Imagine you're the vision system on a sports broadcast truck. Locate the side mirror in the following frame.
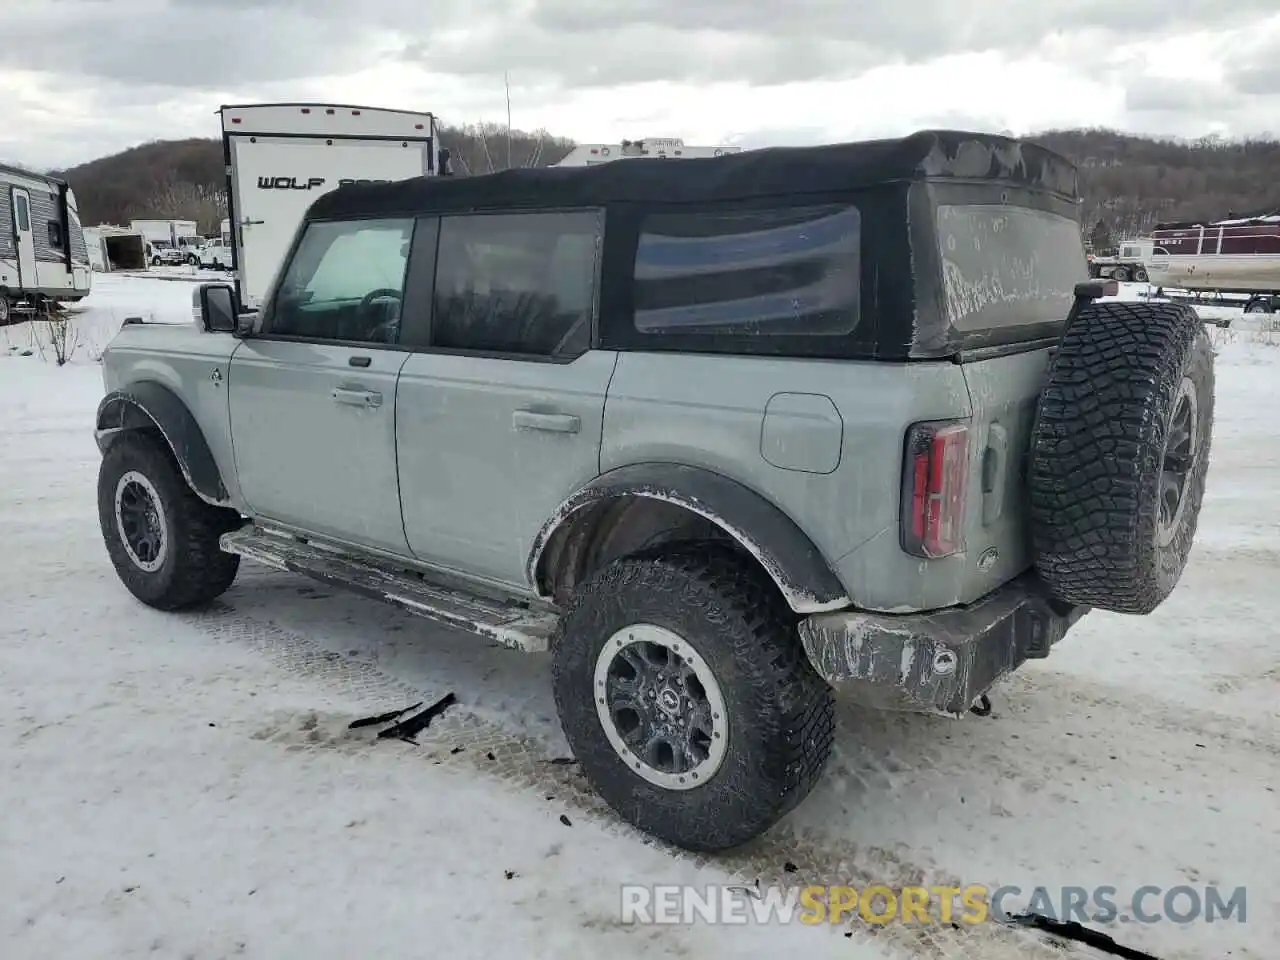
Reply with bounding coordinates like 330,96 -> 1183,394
438,146 -> 452,176
196,283 -> 238,333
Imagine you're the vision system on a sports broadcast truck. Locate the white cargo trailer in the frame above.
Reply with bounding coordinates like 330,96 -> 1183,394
220,102 -> 448,309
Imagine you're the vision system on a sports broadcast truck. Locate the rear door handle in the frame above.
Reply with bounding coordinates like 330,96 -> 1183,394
512,410 -> 580,434
333,387 -> 382,408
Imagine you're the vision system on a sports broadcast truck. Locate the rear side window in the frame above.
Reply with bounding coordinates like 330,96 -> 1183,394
431,210 -> 601,357
936,204 -> 1084,332
632,204 -> 861,336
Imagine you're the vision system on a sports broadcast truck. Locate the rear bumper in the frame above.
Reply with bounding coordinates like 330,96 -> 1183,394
798,574 -> 1088,717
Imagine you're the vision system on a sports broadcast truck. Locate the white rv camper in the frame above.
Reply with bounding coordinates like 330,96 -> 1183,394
0,163 -> 92,324
220,102 -> 449,309
554,137 -> 742,167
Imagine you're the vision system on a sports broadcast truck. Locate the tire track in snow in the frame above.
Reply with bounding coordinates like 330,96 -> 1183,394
184,602 -> 1081,960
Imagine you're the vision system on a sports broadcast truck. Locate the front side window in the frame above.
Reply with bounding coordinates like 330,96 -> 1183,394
431,210 -> 601,357
632,204 -> 862,336
268,218 -> 414,344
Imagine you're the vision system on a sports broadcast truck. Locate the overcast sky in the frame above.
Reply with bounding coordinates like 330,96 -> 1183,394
3,0 -> 1280,170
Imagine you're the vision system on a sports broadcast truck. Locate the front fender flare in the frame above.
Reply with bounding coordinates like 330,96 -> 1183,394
95,383 -> 229,506
528,462 -> 851,615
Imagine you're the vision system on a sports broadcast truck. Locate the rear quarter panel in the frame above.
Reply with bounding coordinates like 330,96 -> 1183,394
602,351 -> 1009,611
102,324 -> 244,507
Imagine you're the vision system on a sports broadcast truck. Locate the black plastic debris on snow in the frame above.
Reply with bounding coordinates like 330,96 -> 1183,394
1007,912 -> 1165,960
349,701 -> 423,730
348,693 -> 458,744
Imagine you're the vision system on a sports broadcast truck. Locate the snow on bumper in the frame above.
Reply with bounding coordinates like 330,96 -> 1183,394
798,574 -> 1089,717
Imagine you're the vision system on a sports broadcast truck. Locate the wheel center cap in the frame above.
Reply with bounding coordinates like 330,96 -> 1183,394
657,687 -> 681,714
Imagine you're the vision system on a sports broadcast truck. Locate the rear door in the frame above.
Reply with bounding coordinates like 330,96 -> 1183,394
227,136 -> 433,309
10,187 -> 36,287
394,209 -> 614,589
227,215 -> 416,555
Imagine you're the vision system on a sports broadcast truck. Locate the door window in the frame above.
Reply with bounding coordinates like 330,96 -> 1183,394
14,195 -> 30,232
267,217 -> 414,344
427,210 -> 601,358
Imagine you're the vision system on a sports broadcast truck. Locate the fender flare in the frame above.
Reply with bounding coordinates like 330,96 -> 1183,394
528,462 -> 851,615
95,382 -> 230,506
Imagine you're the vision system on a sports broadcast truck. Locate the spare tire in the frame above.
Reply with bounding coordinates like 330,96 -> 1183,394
1029,300 -> 1214,614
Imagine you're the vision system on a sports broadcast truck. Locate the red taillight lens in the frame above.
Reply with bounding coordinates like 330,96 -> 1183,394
901,420 -> 970,559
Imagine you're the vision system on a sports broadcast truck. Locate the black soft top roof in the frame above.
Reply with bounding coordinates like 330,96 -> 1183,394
308,129 -> 1080,221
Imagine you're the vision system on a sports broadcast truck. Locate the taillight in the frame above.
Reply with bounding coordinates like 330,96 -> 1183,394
901,420 -> 970,559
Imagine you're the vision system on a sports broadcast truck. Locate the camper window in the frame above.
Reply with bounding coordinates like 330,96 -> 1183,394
14,196 -> 30,232
48,221 -> 63,250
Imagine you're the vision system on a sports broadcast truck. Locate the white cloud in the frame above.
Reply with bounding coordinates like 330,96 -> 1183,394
2,1 -> 1280,170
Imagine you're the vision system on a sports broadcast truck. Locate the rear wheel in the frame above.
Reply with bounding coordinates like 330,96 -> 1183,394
1133,267 -> 1149,283
1030,300 -> 1214,614
552,544 -> 835,852
98,432 -> 243,610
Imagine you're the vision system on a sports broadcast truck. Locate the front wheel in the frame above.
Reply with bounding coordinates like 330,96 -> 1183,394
98,432 -> 242,610
552,545 -> 835,852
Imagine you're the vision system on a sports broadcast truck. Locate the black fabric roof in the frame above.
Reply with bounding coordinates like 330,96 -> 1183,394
308,129 -> 1080,221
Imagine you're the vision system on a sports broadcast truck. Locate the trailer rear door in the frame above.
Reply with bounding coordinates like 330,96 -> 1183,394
221,104 -> 437,310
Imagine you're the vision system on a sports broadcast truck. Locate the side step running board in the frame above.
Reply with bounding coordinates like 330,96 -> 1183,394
220,526 -> 559,652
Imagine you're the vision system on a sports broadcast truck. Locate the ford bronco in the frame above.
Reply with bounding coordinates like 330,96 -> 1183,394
94,131 -> 1214,853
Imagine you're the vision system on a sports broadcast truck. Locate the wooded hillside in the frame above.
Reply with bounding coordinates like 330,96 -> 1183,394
23,125 -> 1280,249
1029,129 -> 1280,251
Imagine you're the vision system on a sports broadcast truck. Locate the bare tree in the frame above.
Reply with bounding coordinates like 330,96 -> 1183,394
32,301 -> 80,367
137,181 -> 227,234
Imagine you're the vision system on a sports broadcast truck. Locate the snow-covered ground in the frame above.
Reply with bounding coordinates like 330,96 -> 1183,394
2,275 -> 1276,960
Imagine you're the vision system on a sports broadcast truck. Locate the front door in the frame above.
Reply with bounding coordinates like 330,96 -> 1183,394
396,209 -> 613,588
10,188 -> 37,287
227,215 -> 417,556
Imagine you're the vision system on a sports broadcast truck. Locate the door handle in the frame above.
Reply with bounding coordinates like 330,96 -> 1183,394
333,387 -> 382,408
512,410 -> 580,434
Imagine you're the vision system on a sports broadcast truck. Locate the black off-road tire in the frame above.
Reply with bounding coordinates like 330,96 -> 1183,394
551,543 -> 835,853
98,432 -> 243,610
1030,300 -> 1214,614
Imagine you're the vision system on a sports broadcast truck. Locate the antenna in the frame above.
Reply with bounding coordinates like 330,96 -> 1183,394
504,72 -> 513,171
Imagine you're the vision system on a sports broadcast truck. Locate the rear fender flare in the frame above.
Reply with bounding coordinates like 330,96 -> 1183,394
95,383 -> 229,506
528,462 -> 851,615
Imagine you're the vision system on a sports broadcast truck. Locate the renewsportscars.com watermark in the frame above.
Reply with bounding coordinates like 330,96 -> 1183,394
620,883 -> 1247,926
